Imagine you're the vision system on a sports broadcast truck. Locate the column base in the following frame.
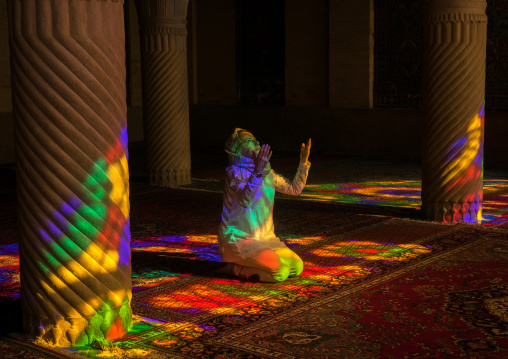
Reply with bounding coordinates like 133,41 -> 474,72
23,300 -> 132,347
422,200 -> 482,224
149,168 -> 191,187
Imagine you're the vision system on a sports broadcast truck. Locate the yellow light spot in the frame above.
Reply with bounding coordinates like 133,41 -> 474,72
108,155 -> 130,218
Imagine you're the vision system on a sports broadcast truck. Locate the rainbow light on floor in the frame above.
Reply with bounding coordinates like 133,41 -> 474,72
131,235 -> 221,262
1,233 -> 434,358
0,244 -> 20,300
93,233 -> 432,358
132,235 -> 432,317
300,180 -> 508,225
302,181 -> 422,208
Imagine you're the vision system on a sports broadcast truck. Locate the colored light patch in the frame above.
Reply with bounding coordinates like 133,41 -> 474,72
309,240 -> 432,262
300,180 -> 508,225
0,244 -> 20,299
132,237 -> 436,321
441,108 -> 484,222
20,128 -> 134,347
354,248 -> 389,254
132,271 -> 188,292
302,181 -> 422,209
481,179 -> 508,223
297,264 -> 374,287
108,154 -> 130,219
131,235 -> 223,262
105,317 -> 127,340
140,284 -> 245,315
3,230 -> 443,355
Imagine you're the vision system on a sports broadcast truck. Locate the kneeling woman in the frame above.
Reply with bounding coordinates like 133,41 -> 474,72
217,128 -> 311,282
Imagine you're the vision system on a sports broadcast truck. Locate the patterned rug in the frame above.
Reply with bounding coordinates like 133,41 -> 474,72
0,183 -> 506,358
4,220 -> 506,358
211,226 -> 508,358
1,152 -> 507,358
181,177 -> 508,226
180,146 -> 508,227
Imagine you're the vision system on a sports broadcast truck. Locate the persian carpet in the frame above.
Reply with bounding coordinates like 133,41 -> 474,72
180,150 -> 508,227
112,222 -> 508,359
209,226 -> 508,359
0,178 -> 507,358
3,186 -> 504,358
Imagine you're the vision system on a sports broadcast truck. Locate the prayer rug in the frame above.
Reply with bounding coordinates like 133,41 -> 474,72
179,149 -> 508,226
1,183 -> 507,358
180,178 -> 508,226
300,179 -> 508,226
31,219 -> 502,359
210,226 -> 508,359
0,337 -> 74,358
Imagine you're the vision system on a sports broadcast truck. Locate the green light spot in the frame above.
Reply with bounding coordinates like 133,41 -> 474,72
61,237 -> 84,257
50,242 -> 72,262
94,187 -> 105,200
91,159 -> 109,184
70,222 -> 99,239
44,251 -> 61,269
81,205 -> 106,220
37,261 -> 51,274
75,219 -> 99,237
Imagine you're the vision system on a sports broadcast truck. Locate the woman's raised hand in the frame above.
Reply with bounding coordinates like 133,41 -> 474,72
300,138 -> 311,165
254,144 -> 272,175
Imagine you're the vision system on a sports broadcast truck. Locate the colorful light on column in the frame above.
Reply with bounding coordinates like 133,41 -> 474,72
22,129 -> 132,346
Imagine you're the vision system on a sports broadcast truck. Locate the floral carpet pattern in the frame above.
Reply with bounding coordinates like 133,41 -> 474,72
217,228 -> 507,359
0,153 -> 507,358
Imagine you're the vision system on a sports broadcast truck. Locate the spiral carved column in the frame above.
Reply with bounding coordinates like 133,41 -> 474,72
421,0 -> 487,224
7,0 -> 132,346
135,0 -> 191,187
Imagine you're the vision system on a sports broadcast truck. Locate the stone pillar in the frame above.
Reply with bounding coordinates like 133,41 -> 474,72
7,0 -> 132,346
135,0 -> 191,187
422,0 -> 487,223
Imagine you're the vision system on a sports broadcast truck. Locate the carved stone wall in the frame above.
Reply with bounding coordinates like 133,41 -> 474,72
421,0 -> 487,223
135,0 -> 191,187
7,0 -> 132,346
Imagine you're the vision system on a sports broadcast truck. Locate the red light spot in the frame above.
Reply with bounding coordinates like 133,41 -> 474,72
354,248 -> 387,254
105,139 -> 125,165
105,317 -> 126,340
98,205 -> 126,250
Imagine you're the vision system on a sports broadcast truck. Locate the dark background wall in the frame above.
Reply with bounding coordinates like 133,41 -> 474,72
0,0 -> 506,168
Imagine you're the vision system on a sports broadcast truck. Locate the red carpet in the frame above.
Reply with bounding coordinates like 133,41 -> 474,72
0,165 -> 506,358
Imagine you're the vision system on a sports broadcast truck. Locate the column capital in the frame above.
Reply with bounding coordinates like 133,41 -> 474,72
135,0 -> 189,35
425,0 -> 487,23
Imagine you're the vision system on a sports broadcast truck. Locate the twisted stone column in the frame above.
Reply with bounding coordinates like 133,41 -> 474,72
7,0 -> 132,346
421,0 -> 487,223
135,0 -> 191,187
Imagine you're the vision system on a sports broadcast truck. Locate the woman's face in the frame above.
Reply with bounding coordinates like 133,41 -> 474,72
239,132 -> 260,159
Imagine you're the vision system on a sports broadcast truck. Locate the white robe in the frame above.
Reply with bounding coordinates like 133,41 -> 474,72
218,161 -> 310,261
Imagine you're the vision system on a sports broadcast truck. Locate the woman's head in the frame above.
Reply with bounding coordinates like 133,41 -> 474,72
225,128 -> 261,164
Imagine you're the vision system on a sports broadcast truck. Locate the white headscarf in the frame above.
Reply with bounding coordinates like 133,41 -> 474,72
224,128 -> 271,176
224,128 -> 255,169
